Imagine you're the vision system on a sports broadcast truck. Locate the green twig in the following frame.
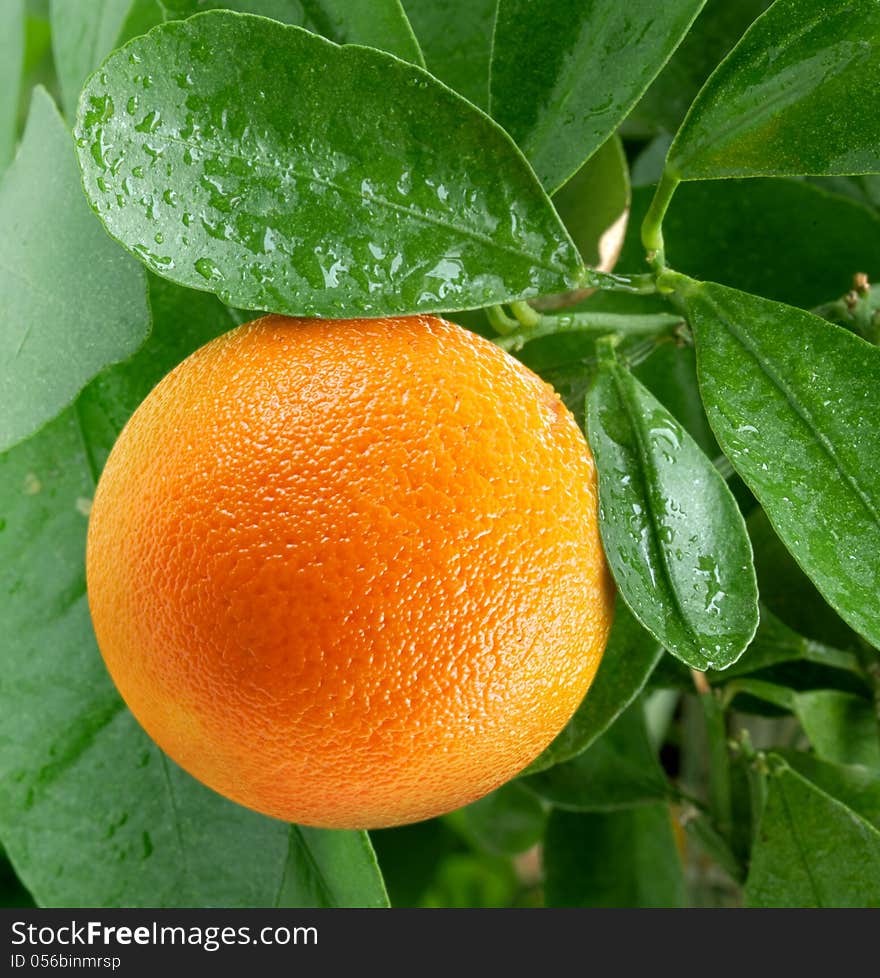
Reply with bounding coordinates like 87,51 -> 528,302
493,311 -> 683,352
641,168 -> 680,273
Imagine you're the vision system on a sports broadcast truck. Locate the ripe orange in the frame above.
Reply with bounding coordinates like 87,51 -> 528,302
86,314 -> 614,829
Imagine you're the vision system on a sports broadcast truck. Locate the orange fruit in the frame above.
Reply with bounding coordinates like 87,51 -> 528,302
86,314 -> 614,829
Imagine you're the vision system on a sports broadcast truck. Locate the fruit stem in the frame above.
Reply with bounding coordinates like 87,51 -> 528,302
493,311 -> 684,353
641,168 -> 680,273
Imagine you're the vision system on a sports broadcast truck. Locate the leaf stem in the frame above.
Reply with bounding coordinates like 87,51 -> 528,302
493,311 -> 683,352
641,168 -> 680,273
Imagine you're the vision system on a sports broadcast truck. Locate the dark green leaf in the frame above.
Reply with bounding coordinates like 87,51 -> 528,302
626,0 -> 772,136
551,135 -> 630,270
669,0 -> 880,180
456,783 -> 546,856
370,819 -> 463,908
778,751 -> 880,831
745,758 -> 880,907
490,0 -> 707,193
0,275 -> 386,908
0,87 -> 150,453
684,280 -> 880,649
402,0 -> 494,108
523,703 -> 670,811
587,355 -> 758,670
631,180 -> 880,309
544,804 -> 685,907
526,603 -> 663,774
162,0 -> 424,64
1,0 -> 24,170
75,12 -> 581,316
51,0 -> 136,119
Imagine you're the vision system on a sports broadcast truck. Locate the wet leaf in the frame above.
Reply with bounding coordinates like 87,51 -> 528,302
544,804 -> 685,907
0,0 -> 24,171
745,757 -> 880,907
586,355 -> 758,670
490,0 -> 707,193
669,0 -> 880,179
75,11 -> 581,316
0,276 -> 387,908
685,281 -> 880,649
0,87 -> 150,453
526,603 -> 663,775
162,0 -> 424,64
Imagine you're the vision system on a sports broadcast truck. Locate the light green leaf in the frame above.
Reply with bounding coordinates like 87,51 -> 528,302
490,0 -> 708,193
0,87 -> 149,453
0,0 -> 25,171
523,703 -> 670,811
526,603 -> 663,775
586,353 -> 758,670
402,0 -> 495,108
684,280 -> 880,649
544,804 -> 685,907
779,751 -> 880,831
51,0 -> 136,119
551,135 -> 630,271
0,275 -> 386,908
162,0 -> 424,64
669,0 -> 880,179
75,11 -> 581,316
745,758 -> 880,907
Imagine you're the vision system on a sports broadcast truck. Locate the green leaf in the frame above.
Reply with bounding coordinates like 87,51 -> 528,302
0,0 -> 24,170
162,0 -> 424,64
626,0 -> 772,136
455,783 -> 547,856
0,87 -> 150,453
745,758 -> 880,907
669,0 -> 880,180
526,603 -> 663,775
684,280 -> 880,649
75,11 -> 580,316
403,0 -> 494,109
370,819 -> 463,908
630,179 -> 880,309
0,275 -> 387,908
490,0 -> 708,193
544,804 -> 685,907
276,826 -> 388,908
779,751 -> 880,831
726,681 -> 880,768
522,702 -> 671,811
586,354 -> 758,670
551,135 -> 630,272
51,0 -> 136,119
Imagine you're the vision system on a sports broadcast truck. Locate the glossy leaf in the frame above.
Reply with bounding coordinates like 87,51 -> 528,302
544,805 -> 685,907
669,0 -> 880,180
523,703 -> 671,811
0,275 -> 387,908
629,179 -> 880,309
627,0 -> 772,136
162,0 -> 424,64
745,758 -> 880,907
0,0 -> 24,170
457,783 -> 547,856
526,603 -> 663,775
0,87 -> 150,453
402,0 -> 494,108
685,280 -> 880,648
490,0 -> 707,193
75,12 -> 581,316
551,135 -> 630,272
587,355 -> 758,670
51,0 -> 135,119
